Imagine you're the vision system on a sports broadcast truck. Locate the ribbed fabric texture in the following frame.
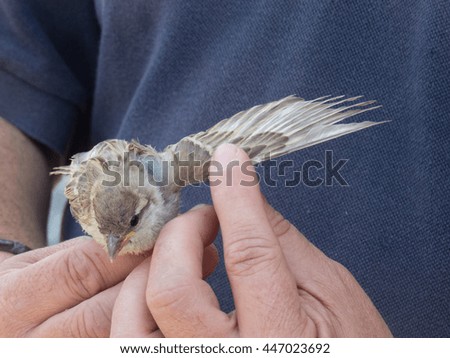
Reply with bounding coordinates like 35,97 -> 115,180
1,0 -> 449,337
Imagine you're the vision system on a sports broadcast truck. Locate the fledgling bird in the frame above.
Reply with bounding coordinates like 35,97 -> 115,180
52,95 -> 383,260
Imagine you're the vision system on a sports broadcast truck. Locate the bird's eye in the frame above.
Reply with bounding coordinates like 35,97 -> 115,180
130,215 -> 139,227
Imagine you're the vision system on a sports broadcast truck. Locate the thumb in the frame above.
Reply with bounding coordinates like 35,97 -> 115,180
210,144 -> 305,336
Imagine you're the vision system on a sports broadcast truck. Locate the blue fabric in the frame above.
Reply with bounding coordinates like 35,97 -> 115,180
1,0 -> 449,337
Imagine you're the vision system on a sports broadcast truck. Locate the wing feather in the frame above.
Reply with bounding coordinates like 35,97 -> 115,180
168,96 -> 384,185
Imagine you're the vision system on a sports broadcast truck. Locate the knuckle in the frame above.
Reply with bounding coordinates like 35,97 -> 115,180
329,260 -> 356,287
310,259 -> 359,308
71,311 -> 89,337
147,279 -> 193,315
62,248 -> 107,300
225,229 -> 279,277
264,203 -> 292,237
71,305 -> 110,337
271,215 -> 292,238
159,216 -> 191,239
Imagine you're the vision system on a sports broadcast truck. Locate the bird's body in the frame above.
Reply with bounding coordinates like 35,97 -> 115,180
53,95 -> 383,259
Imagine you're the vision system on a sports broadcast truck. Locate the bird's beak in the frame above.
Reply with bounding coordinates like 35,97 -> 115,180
107,235 -> 122,261
107,231 -> 136,262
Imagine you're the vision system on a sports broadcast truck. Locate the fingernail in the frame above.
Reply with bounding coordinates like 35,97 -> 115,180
213,143 -> 241,164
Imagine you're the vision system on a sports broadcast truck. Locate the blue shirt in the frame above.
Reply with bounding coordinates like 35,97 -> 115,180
1,0 -> 449,337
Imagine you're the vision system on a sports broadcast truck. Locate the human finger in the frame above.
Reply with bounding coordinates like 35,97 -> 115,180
111,257 -> 159,337
211,144 -> 305,336
1,238 -> 144,324
147,205 -> 235,337
29,283 -> 122,337
0,237 -> 96,271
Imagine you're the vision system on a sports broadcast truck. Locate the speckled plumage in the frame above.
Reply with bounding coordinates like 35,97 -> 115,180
52,96 -> 383,258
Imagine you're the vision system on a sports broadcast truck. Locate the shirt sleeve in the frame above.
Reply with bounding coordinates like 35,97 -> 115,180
0,0 -> 99,155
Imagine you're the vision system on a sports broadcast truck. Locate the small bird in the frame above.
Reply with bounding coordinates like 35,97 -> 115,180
52,95 -> 383,260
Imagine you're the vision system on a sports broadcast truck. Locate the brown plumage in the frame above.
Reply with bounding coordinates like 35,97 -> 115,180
52,95 -> 384,259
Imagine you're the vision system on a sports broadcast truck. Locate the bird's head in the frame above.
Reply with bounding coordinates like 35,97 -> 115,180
91,182 -> 179,260
92,185 -> 150,259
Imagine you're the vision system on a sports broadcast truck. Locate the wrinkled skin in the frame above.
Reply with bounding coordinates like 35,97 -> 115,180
111,144 -> 392,338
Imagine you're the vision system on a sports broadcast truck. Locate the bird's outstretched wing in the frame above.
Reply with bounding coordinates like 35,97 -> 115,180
167,95 -> 384,186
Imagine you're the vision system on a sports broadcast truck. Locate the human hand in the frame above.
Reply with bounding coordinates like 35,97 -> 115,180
110,206 -> 220,337
0,237 -> 144,337
111,144 -> 392,337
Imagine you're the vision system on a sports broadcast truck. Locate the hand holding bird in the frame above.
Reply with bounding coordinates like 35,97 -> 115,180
52,95 -> 383,259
